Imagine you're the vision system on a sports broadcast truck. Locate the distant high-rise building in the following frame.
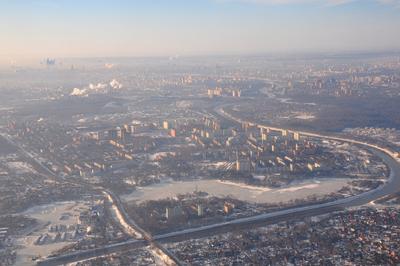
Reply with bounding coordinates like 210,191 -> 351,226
261,133 -> 268,141
236,159 -> 251,172
163,121 -> 169,130
108,129 -> 119,140
293,132 -> 300,141
123,124 -> 131,133
170,129 -> 177,137
166,206 -> 182,220
89,132 -> 100,140
232,90 -> 241,97
197,204 -> 204,217
224,202 -> 235,214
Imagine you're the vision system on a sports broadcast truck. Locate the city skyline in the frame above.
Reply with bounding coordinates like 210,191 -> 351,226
1,2 -> 400,264
1,0 -> 400,63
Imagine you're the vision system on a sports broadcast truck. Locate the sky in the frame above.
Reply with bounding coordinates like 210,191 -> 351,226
0,0 -> 400,61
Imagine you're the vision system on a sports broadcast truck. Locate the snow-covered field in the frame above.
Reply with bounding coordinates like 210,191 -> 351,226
6,161 -> 36,174
14,201 -> 90,266
295,114 -> 316,120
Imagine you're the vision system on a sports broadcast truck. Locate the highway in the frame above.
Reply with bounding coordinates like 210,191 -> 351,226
0,133 -> 179,266
36,239 -> 148,266
102,190 -> 181,266
0,133 -> 60,180
36,107 -> 400,265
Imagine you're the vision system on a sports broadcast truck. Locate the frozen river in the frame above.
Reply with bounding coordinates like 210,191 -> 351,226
122,178 -> 351,204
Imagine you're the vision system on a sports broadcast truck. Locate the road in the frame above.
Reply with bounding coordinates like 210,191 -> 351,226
36,107 -> 400,265
102,190 -> 181,266
0,133 -> 59,179
0,133 -> 179,266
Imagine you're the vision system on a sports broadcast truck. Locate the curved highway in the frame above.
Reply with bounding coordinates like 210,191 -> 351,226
37,106 -> 400,266
215,106 -> 400,206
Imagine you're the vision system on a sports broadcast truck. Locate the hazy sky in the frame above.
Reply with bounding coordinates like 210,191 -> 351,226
1,0 -> 400,60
